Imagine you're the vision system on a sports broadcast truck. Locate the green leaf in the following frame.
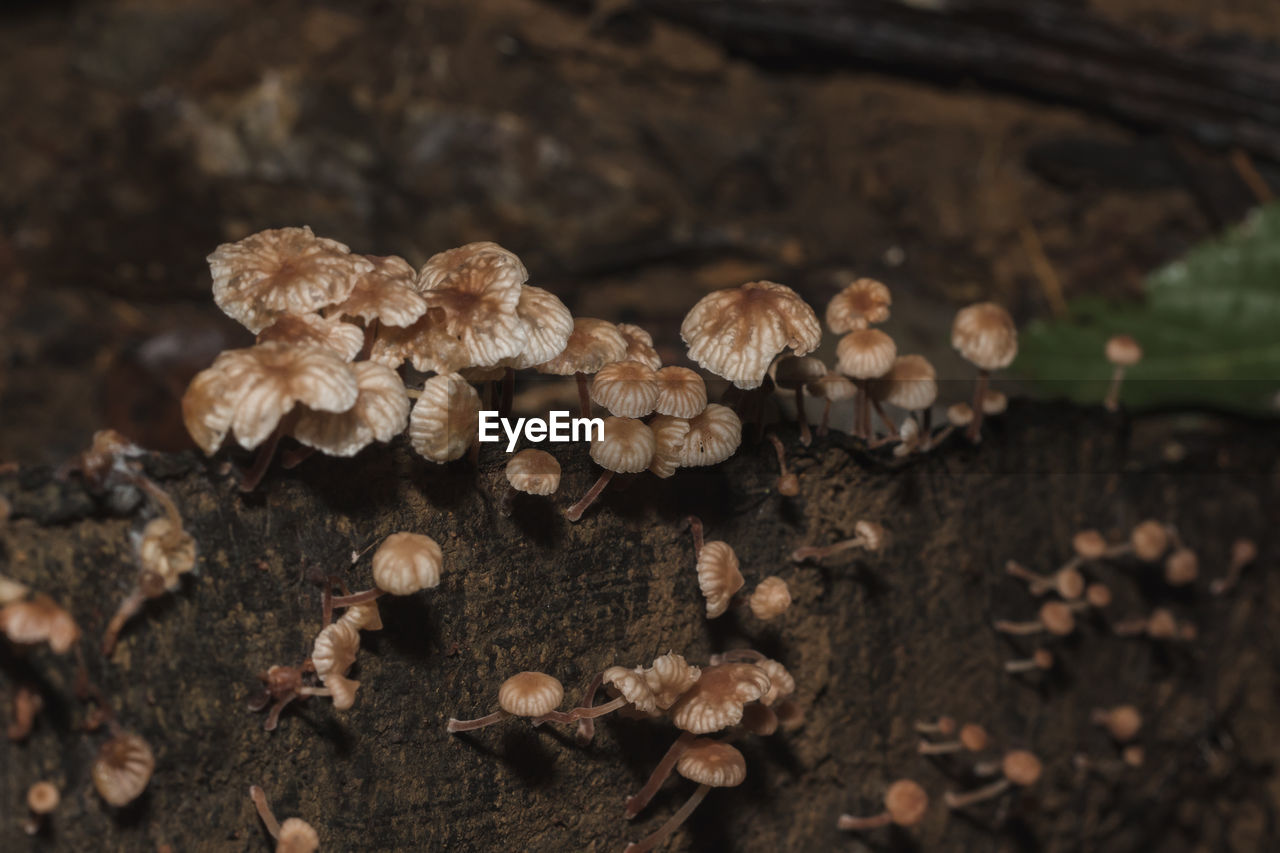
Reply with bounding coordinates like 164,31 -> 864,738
1017,203 -> 1280,412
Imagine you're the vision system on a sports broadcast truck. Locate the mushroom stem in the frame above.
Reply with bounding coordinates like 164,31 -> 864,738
852,380 -> 870,440
992,619 -> 1045,636
944,778 -> 1011,809
914,716 -> 955,736
792,387 -> 812,446
130,476 -> 183,529
836,811 -> 893,831
249,785 -> 281,839
574,671 -> 606,745
917,739 -> 965,755
501,367 -> 515,419
790,536 -> 869,562
967,369 -> 989,443
446,710 -> 511,733
263,695 -> 299,731
280,446 -> 317,470
101,588 -> 148,656
767,434 -> 799,496
625,732 -> 696,819
1104,365 -> 1126,412
575,372 -> 591,419
552,695 -> 628,723
564,469 -> 616,522
330,588 -> 385,608
687,516 -> 705,557
871,398 -> 897,436
818,399 -> 833,438
624,784 -> 710,853
240,425 -> 286,492
1005,649 -> 1053,673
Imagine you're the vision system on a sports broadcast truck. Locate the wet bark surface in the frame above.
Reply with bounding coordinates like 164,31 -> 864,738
2,402 -> 1277,851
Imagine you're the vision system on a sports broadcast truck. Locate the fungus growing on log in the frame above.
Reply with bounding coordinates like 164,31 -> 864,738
536,317 -> 629,417
1104,334 -> 1142,411
92,732 -> 155,807
837,778 -> 929,831
565,417 -> 656,521
447,671 -> 566,733
945,750 -> 1042,809
624,740 -> 747,853
951,302 -> 1018,442
827,278 -> 892,333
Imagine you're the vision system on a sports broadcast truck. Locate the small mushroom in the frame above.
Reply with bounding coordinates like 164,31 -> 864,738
994,601 -> 1076,637
24,781 -> 59,835
1211,538 -> 1259,595
447,671 -> 565,732
791,520 -> 886,563
647,415 -> 691,480
1005,559 -> 1084,599
291,361 -> 410,458
408,373 -> 482,463
250,785 -> 320,853
590,360 -> 660,418
1085,582 -> 1113,609
565,418 -> 656,522
1104,334 -> 1142,411
1113,607 -> 1195,641
0,595 -> 81,654
836,328 -> 897,440
827,278 -> 892,333
415,242 -> 529,368
1128,519 -> 1172,562
686,517 -> 745,618
805,371 -> 857,438
868,354 -> 937,438
951,302 -> 1018,442
774,356 -> 827,445
668,663 -> 771,735
918,722 -> 990,755
0,573 -> 29,606
678,404 -> 742,467
652,367 -> 707,419
624,740 -> 747,853
617,323 -> 663,370
536,317 -> 629,417
256,313 -> 365,360
1091,704 -> 1142,742
914,716 -> 957,737
766,433 -> 799,496
504,449 -> 561,510
103,517 -> 197,655
92,732 -> 155,807
332,254 -> 429,331
1004,648 -> 1054,675
749,577 -> 792,621
1163,548 -> 1199,586
944,750 -> 1041,809
333,532 -> 443,610
837,779 -> 929,831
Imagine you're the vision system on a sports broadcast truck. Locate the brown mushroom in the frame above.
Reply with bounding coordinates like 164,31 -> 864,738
447,671 -> 565,732
92,732 -> 155,807
1004,559 -> 1085,599
565,417 -> 656,522
1091,705 -> 1142,742
868,354 -> 937,438
837,779 -> 929,831
250,785 -> 320,853
766,433 -> 799,496
994,601 -> 1076,637
536,317 -> 629,418
678,404 -> 742,467
504,449 -> 561,511
624,740 -> 747,853
332,532 -> 444,609
414,242 -> 529,368
827,278 -> 892,333
836,328 -> 897,440
652,367 -> 708,419
687,517 -> 744,618
774,356 -> 827,445
647,415 -> 690,480
951,302 -> 1018,442
668,663 -> 771,734
918,722 -> 990,755
23,780 -> 59,835
790,520 -> 886,563
617,323 -> 663,370
749,577 -> 792,621
0,595 -> 80,654
291,361 -> 410,458
1004,648 -> 1054,675
805,371 -> 857,438
590,360 -> 660,418
944,750 -> 1041,809
1104,334 -> 1142,411
407,373 -> 481,463
256,313 -> 365,360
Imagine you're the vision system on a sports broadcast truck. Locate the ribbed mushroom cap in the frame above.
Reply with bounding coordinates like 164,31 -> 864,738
208,226 -> 373,334
292,361 -> 409,457
92,733 -> 155,807
182,342 -> 360,454
408,373 -> 481,463
676,740 -> 747,787
1002,750 -> 1043,786
371,532 -> 443,595
679,404 -> 742,467
338,600 -> 383,632
1164,548 -> 1199,585
669,663 -> 771,733
138,518 -> 196,591
1130,520 -> 1169,561
648,415 -> 691,479
855,520 -> 888,551
885,779 -> 929,826
498,671 -> 564,717
681,281 -> 821,390
951,302 -> 1018,371
334,254 -> 428,327
827,278 -> 892,333
1105,334 -> 1143,367
749,577 -> 792,621
981,389 -> 1008,415
256,313 -> 365,361
368,308 -> 471,375
773,355 -> 827,390
590,417 -> 656,473
873,354 -> 938,410
277,818 -> 321,853
643,653 -> 702,709
0,595 -> 81,654
836,329 -> 897,380
418,241 -> 527,290
696,541 -> 745,618
603,666 -> 658,714
653,367 -> 708,418
946,402 -> 974,427
535,317 -> 628,375
311,621 -> 359,679
806,371 -> 857,401
757,658 -> 796,706
27,781 -> 59,815
590,361 -> 660,418
617,323 -> 663,370
1073,529 -> 1107,559
325,673 -> 360,711
414,243 -> 528,367
502,286 -> 574,369
505,449 -> 561,496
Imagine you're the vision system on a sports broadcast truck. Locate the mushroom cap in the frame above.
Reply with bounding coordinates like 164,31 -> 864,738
589,417 -> 656,473
806,371 -> 858,401
368,308 -> 472,375
617,323 -> 663,370
740,702 -> 780,736
27,781 -> 60,815
681,281 -> 821,390
590,361 -> 660,418
668,663 -> 771,733
603,666 -> 658,713
408,373 -> 481,463
981,389 -> 1008,415
648,415 -> 691,479
873,354 -> 938,411
827,278 -> 892,333
1232,538 -> 1259,567
679,404 -> 742,467
1073,529 -> 1108,559
418,241 -> 527,290
278,818 -> 321,853
0,595 -> 81,654
138,518 -> 197,591
1147,607 -> 1179,638
311,621 -> 360,680
958,723 -> 990,751
502,286 -> 574,369
884,779 -> 929,826
836,329 -> 898,380
773,355 -> 827,390
1105,334 -> 1143,367
498,671 -> 564,717
335,254 -> 429,327
535,317 -> 628,375
1164,548 -> 1199,586
951,302 -> 1018,371
208,226 -> 373,334
1085,583 -> 1112,608
1095,704 -> 1142,741
292,361 -> 410,457
642,653 -> 702,709
757,658 -> 796,706
338,600 -> 383,632
1002,750 -> 1043,786
676,740 -> 747,787
696,541 -> 745,618
653,367 -> 708,418
1055,567 -> 1086,600
855,520 -> 888,551
749,576 -> 792,621
505,449 -> 562,496
946,402 -> 975,427
256,313 -> 365,361
182,342 -> 360,454
415,243 -> 528,368
0,574 -> 29,606
1130,520 -> 1169,561
371,532 -> 443,595
1040,601 -> 1076,635
325,673 -> 360,711
92,733 -> 155,807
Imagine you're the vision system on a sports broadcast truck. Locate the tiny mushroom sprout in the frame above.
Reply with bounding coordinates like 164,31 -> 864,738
536,317 -> 629,417
827,277 -> 892,333
869,353 -> 937,438
950,301 -> 1018,442
687,517 -> 744,618
1005,559 -> 1085,599
680,280 -> 821,390
310,621 -> 361,711
103,516 -> 198,655
791,520 -> 887,563
767,433 -> 799,496
624,740 -> 747,853
945,749 -> 1042,809
256,313 -> 364,360
805,371 -> 857,437
1091,704 -> 1142,742
652,367 -> 707,418
678,404 -> 742,468
92,732 -> 155,807
291,361 -> 410,458
1113,607 -> 1196,641
24,780 -> 59,834
1005,648 -> 1054,675
0,595 -> 81,654
918,722 -> 990,755
1212,537 -> 1259,594
836,328 -> 897,440
208,226 -> 373,334
617,323 -> 663,370
447,671 -> 565,732
250,785 -> 320,853
774,355 -> 827,444
590,360 -> 660,418
414,241 -> 529,367
749,576 -> 792,620
837,778 -> 929,831
565,417 -> 656,522
408,372 -> 482,463
1163,547 -> 1199,586
647,415 -> 691,480
994,600 -> 1077,637
333,532 -> 443,607
504,449 -> 561,506
1104,334 -> 1143,411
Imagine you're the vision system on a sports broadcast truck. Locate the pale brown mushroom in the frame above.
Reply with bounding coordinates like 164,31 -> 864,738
791,520 -> 886,563
687,517 -> 745,618
291,361 -> 410,457
918,722 -> 990,755
678,404 -> 742,467
827,278 -> 892,333
566,418 -> 656,522
836,328 -> 897,440
1004,559 -> 1085,599
505,449 -> 561,498
624,740 -> 747,853
414,242 -> 528,368
749,576 -> 792,620
914,716 -> 957,737
774,355 -> 827,445
536,317 -> 629,417
647,415 -> 690,480
945,750 -> 1041,809
447,671 -> 565,732
994,601 -> 1076,637
590,360 -> 660,418
332,254 -> 429,329
250,785 -> 321,853
1163,547 -> 1199,586
805,371 -> 857,438
0,595 -> 80,654
103,516 -> 197,655
668,663 -> 771,734
92,732 -> 155,807
407,373 -> 481,463
1104,334 -> 1142,411
1005,648 -> 1054,674
617,323 -> 663,370
837,778 -> 929,831
868,354 -> 937,438
23,781 -> 59,834
1113,607 -> 1196,641
652,367 -> 707,419
951,302 -> 1018,442
1091,705 -> 1142,742
256,313 -> 365,361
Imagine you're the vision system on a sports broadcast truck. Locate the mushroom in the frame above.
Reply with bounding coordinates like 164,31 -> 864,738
103,517 -> 197,655
687,517 -> 744,618
249,663 -> 339,731
536,317 -> 629,417
668,663 -> 772,734
337,600 -> 383,633
92,732 -> 155,806
837,779 -> 928,831
647,415 -> 691,480
766,433 -> 799,496
208,226 -> 373,333
805,371 -> 857,438
256,313 -> 365,361
1004,648 -> 1054,675
1104,334 -> 1142,411
291,361 -> 410,458
332,532 -> 443,608
250,785 -> 320,853
1163,547 -> 1199,586
0,573 -> 29,606
565,417 -> 656,522
1113,607 -> 1196,641
8,685 -> 43,741
773,356 -> 826,445
914,716 -> 957,737
574,652 -> 702,745
494,285 -> 575,410
790,520 -> 886,563
652,367 -> 707,419
1073,529 -> 1109,560
504,449 -> 561,512
678,404 -> 742,467
408,373 -> 482,463
950,302 -> 1018,442
918,722 -> 990,755
24,781 -> 59,835
944,750 -> 1041,809
749,576 -> 792,621
836,328 -> 897,440
1085,583 -> 1113,609
624,740 -> 746,853
993,601 -> 1076,637
617,323 -> 663,370
1211,538 -> 1259,595
590,360 -> 660,418
0,595 -> 81,654
868,354 -> 937,438
827,278 -> 892,333
1004,559 -> 1084,599
414,242 -> 529,368
332,254 -> 428,329
1091,704 -> 1142,742
447,671 -> 565,732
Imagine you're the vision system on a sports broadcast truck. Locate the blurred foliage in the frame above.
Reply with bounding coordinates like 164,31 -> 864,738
1018,203 -> 1280,413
